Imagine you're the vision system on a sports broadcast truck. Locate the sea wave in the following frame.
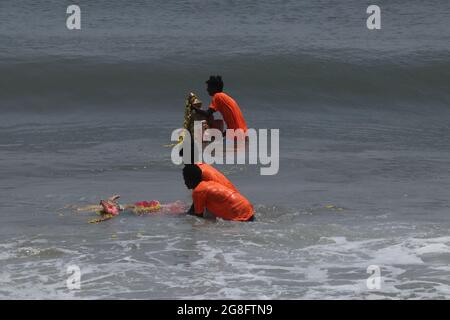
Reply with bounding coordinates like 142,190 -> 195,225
1,52 -> 449,111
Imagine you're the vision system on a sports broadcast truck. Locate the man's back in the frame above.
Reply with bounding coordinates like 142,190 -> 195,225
209,92 -> 248,132
196,163 -> 238,192
192,181 -> 254,221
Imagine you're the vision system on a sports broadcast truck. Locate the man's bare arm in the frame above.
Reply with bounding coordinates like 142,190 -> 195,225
186,203 -> 206,218
192,106 -> 215,118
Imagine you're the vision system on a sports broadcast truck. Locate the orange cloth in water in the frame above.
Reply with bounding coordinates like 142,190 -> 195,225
196,163 -> 238,192
192,181 -> 254,221
209,92 -> 248,132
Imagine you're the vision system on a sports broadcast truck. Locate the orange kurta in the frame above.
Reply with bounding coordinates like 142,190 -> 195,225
192,181 -> 254,221
209,92 -> 248,132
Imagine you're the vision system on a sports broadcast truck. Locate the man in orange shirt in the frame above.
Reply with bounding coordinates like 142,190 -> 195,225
183,164 -> 255,222
183,162 -> 238,215
191,75 -> 248,133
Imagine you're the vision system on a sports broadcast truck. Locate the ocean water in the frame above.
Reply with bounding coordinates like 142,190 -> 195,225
0,0 -> 450,299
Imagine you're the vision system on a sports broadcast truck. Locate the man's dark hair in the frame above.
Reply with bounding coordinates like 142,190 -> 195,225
206,75 -> 224,92
183,164 -> 202,187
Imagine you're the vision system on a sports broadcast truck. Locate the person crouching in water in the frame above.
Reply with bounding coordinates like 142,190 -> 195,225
183,164 -> 255,222
191,75 -> 248,134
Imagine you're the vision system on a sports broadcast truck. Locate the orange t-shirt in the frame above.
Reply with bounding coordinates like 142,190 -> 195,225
193,181 -> 254,221
209,92 -> 248,132
196,163 -> 238,192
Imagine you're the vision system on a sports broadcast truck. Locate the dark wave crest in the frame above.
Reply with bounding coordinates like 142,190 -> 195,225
1,53 -> 449,111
